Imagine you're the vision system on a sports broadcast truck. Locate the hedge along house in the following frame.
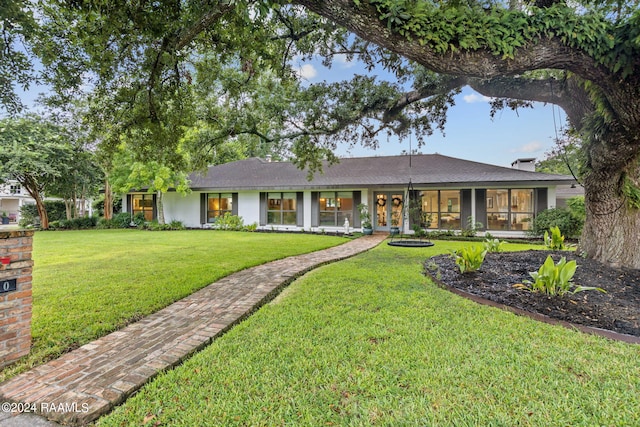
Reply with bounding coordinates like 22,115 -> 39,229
123,154 -> 576,236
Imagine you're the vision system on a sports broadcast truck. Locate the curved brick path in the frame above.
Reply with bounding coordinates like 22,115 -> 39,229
0,234 -> 386,426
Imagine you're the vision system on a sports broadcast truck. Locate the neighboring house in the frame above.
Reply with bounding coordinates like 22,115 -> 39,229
123,154 -> 576,236
0,181 -> 33,224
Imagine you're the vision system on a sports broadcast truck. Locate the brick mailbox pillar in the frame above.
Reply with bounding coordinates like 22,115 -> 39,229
0,230 -> 34,368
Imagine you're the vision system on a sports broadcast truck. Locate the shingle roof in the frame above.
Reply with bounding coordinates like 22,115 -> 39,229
188,154 -> 576,191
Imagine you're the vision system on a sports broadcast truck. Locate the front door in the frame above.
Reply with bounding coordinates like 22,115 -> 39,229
374,192 -> 403,231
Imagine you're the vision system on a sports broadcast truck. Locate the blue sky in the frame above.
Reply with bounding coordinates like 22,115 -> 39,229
294,55 -> 563,168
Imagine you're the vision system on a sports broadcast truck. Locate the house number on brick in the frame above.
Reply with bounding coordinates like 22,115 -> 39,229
0,279 -> 17,294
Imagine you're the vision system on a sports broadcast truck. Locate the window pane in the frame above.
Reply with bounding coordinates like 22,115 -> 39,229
487,189 -> 508,213
319,212 -> 335,226
267,212 -> 281,224
440,190 -> 460,213
512,214 -> 533,230
487,213 -> 508,230
283,212 -> 297,225
512,189 -> 533,213
282,193 -> 296,210
268,193 -> 281,210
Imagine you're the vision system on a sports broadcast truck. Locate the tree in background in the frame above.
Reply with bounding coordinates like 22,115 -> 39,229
0,115 -> 73,229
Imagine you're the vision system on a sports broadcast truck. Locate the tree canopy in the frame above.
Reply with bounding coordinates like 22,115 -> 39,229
2,0 -> 640,267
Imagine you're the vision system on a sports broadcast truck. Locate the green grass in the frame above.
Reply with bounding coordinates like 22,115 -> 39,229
98,241 -> 640,426
0,229 -> 345,382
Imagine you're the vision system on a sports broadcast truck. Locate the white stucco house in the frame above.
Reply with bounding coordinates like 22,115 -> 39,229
122,154 -> 576,236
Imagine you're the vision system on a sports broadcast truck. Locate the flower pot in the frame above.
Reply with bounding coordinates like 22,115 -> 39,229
390,226 -> 400,236
362,227 -> 373,235
1,217 -> 9,225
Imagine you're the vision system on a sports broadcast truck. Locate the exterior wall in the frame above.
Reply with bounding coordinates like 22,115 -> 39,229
163,192 -> 201,227
130,185 -> 559,236
0,230 -> 33,368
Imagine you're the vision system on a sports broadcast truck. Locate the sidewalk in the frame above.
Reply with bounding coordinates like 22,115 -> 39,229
0,234 -> 386,426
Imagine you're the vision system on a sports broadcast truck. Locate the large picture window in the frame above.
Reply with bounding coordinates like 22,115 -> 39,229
268,192 -> 297,225
207,193 -> 233,222
417,190 -> 461,229
486,189 -> 534,230
132,194 -> 154,221
319,191 -> 354,226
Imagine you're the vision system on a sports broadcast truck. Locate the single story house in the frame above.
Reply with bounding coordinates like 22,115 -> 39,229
123,154 -> 576,236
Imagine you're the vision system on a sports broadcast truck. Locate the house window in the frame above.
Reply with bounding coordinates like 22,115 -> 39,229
486,189 -> 534,230
417,190 -> 461,229
207,193 -> 233,222
267,192 -> 297,225
9,185 -> 21,195
132,194 -> 154,221
319,191 -> 354,226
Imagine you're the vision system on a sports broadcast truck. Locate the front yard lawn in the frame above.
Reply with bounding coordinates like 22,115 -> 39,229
98,241 -> 640,426
0,229 -> 345,382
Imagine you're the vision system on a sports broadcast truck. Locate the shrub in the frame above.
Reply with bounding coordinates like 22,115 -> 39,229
529,208 -> 582,238
483,238 -> 505,253
243,222 -> 258,232
460,216 -> 483,238
213,212 -> 244,230
544,226 -> 565,250
515,255 -> 605,296
19,201 -> 67,227
450,246 -> 487,274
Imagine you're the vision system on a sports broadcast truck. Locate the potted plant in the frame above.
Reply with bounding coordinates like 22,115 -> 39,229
1,212 -> 9,225
357,203 -> 373,235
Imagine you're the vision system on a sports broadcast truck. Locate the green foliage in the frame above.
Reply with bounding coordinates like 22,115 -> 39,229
483,238 -> 505,253
460,216 -> 483,238
369,1 -> 634,76
212,212 -> 245,231
621,174 -> 640,209
567,196 -> 586,224
530,208 -> 583,239
19,201 -> 67,227
450,246 -> 487,274
142,220 -> 186,231
544,226 -> 566,250
50,216 -> 98,230
98,212 -> 136,229
517,255 -> 605,296
357,203 -> 372,228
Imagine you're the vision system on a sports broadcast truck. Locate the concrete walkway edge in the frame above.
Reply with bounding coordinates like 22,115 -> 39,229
0,234 -> 386,426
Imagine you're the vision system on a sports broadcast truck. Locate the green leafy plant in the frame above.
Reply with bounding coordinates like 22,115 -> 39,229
460,216 -> 483,238
515,255 -> 605,296
450,246 -> 487,274
357,203 -> 372,228
213,212 -> 244,231
483,238 -> 505,253
544,226 -> 565,250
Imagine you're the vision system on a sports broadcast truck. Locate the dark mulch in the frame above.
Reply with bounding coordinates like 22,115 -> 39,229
426,250 -> 640,337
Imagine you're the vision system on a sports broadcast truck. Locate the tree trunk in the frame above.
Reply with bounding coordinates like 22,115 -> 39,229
156,190 -> 165,225
34,193 -> 49,230
104,179 -> 113,220
580,168 -> 640,268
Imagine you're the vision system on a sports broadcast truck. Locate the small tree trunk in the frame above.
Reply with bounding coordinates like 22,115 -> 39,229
579,170 -> 640,269
156,190 -> 165,225
34,193 -> 49,230
104,180 -> 113,220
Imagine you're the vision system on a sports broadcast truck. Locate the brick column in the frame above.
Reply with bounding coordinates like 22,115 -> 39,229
0,230 -> 33,368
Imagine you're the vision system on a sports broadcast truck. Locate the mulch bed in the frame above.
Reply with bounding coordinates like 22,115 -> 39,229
425,250 -> 640,339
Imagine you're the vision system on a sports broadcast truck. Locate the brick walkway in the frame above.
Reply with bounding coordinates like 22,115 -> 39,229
0,234 -> 386,426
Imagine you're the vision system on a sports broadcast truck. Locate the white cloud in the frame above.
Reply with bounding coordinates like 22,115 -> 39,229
463,93 -> 493,103
334,54 -> 355,69
295,64 -> 317,80
511,141 -> 544,153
